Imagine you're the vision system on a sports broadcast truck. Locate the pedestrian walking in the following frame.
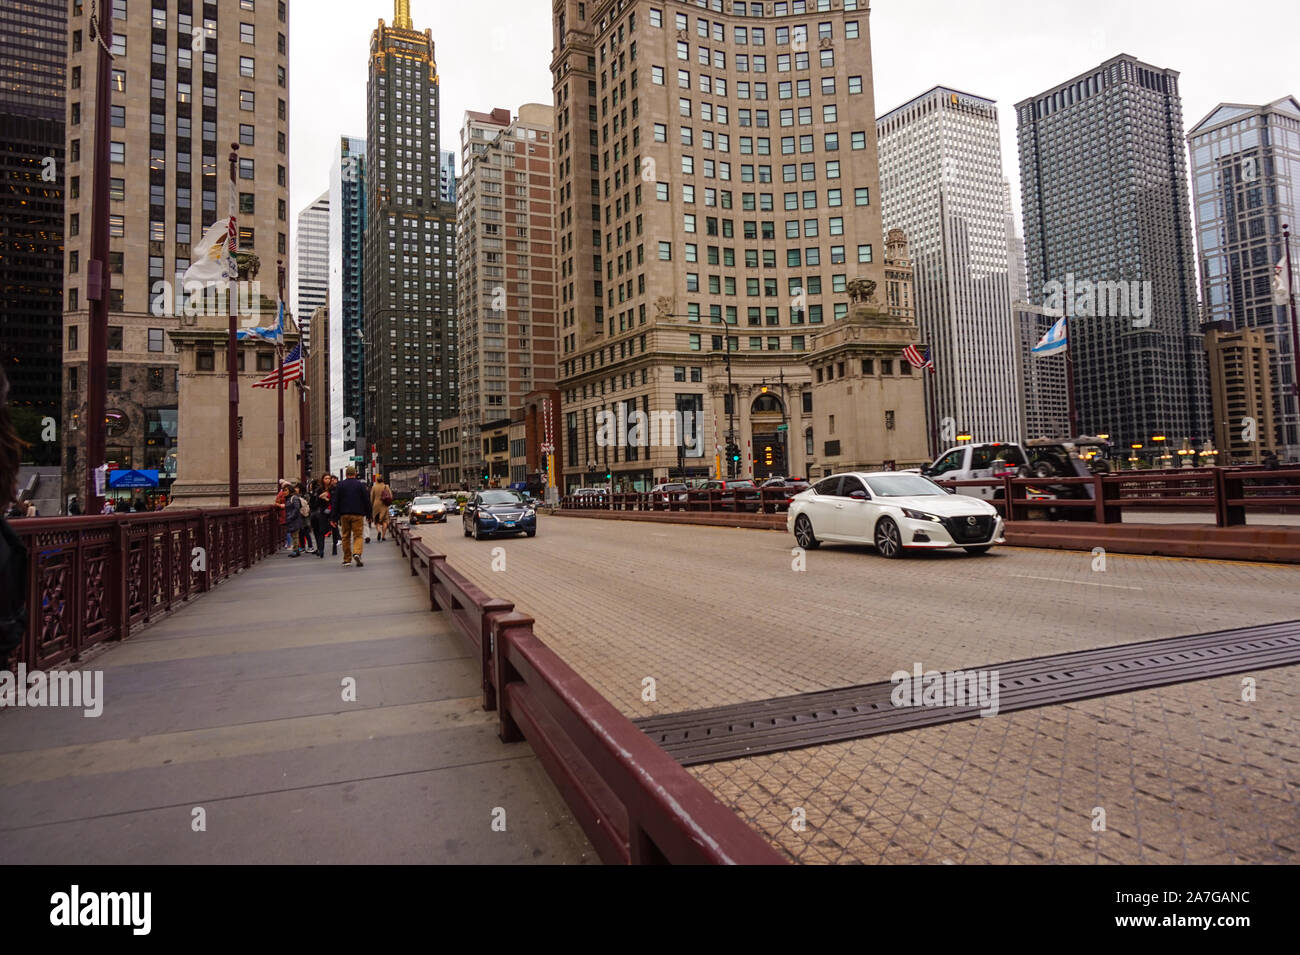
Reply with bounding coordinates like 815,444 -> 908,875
308,478 -> 330,560
285,482 -> 308,557
323,473 -> 340,555
102,499 -> 116,515
0,369 -> 28,672
329,466 -> 370,567
275,479 -> 292,549
370,474 -> 392,543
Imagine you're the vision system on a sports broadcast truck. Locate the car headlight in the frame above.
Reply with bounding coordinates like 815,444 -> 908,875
901,508 -> 942,522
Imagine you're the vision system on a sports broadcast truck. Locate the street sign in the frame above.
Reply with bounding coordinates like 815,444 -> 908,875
776,424 -> 788,432
351,455 -> 364,462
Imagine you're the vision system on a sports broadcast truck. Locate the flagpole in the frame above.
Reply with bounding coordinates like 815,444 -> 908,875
227,143 -> 240,507
276,260 -> 286,484
926,351 -> 938,460
1063,295 -> 1078,438
84,0 -> 113,516
1285,224 -> 1300,405
299,347 -> 308,488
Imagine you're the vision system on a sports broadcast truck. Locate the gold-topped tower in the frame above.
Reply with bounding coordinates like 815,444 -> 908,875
394,0 -> 412,29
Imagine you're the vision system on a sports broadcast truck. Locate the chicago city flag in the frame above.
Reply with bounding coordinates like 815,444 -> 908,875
1032,317 -> 1067,357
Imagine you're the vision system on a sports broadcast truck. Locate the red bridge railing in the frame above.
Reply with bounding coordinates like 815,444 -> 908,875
9,507 -> 279,668
392,521 -> 785,865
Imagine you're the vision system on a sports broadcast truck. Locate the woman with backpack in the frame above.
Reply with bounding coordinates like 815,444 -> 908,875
285,482 -> 308,557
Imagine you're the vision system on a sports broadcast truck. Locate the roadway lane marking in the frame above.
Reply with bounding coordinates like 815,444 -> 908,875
1009,574 -> 1143,591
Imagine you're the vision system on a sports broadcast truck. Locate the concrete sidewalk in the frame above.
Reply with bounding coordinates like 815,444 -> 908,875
0,532 -> 593,864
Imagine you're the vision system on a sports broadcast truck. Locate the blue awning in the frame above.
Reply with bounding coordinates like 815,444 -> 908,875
108,469 -> 160,488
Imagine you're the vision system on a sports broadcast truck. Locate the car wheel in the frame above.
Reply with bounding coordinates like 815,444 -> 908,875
526,529 -> 536,538
874,516 -> 904,558
473,522 -> 484,541
964,546 -> 992,556
463,521 -> 471,538
793,514 -> 820,549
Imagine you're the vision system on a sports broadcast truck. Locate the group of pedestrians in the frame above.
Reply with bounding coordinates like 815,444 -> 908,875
274,468 -> 392,568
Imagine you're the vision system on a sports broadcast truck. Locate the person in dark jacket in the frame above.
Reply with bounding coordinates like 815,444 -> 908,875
308,478 -> 330,560
0,369 -> 28,670
329,466 -> 370,567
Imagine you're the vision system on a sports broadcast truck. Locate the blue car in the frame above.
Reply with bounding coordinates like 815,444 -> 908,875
462,489 -> 537,540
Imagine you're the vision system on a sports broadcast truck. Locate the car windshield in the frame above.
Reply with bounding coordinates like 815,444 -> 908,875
864,474 -> 946,497
479,491 -> 524,505
413,497 -> 440,506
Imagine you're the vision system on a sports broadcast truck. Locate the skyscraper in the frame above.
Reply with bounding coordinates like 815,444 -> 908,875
364,2 -> 456,475
0,0 -> 66,463
455,104 -> 556,483
877,87 -> 1022,443
552,0 -> 886,489
439,149 -> 456,204
293,190 -> 328,350
328,134 -> 365,471
1017,54 -> 1209,450
60,0 -> 290,500
1187,96 -> 1300,458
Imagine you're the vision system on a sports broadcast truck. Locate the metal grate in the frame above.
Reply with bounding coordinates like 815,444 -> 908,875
635,620 -> 1300,766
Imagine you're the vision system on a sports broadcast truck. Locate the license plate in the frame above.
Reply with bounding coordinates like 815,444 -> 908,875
504,521 -> 515,527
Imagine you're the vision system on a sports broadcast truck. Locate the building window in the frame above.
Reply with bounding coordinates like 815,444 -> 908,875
197,351 -> 215,371
240,90 -> 255,111
240,56 -> 255,77
68,325 -> 79,350
107,326 -> 123,350
147,367 -> 165,391
240,22 -> 255,43
148,328 -> 165,352
107,366 -> 122,390
110,142 -> 124,163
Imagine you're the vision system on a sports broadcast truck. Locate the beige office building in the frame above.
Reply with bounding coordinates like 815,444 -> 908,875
455,104 -> 557,483
1205,323 -> 1276,464
551,0 -> 885,490
61,0 -> 290,500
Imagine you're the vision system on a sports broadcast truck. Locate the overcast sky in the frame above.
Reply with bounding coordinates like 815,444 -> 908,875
289,0 -> 1298,258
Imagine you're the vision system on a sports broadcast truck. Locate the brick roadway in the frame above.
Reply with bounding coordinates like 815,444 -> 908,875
413,512 -> 1300,863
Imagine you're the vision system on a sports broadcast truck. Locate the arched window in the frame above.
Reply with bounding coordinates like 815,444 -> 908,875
751,393 -> 784,414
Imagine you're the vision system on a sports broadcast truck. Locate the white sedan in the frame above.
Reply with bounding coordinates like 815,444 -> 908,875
787,471 -> 1004,558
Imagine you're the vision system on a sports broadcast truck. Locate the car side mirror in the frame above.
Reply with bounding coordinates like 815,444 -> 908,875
850,490 -> 868,500
920,465 -> 931,476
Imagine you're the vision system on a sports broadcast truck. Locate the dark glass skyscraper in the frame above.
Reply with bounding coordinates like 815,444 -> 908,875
1017,54 -> 1209,450
363,3 -> 457,474
1188,96 -> 1300,458
0,0 -> 66,459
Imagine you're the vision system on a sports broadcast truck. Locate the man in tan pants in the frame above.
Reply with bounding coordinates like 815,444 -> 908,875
329,467 -> 371,567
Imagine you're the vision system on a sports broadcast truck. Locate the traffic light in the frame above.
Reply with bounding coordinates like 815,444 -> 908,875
763,445 -> 774,467
605,471 -> 611,481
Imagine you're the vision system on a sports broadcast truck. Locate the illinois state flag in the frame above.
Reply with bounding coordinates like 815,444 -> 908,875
183,216 -> 238,285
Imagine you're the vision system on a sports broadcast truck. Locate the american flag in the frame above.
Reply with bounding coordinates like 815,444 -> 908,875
903,344 -> 935,373
252,344 -> 304,389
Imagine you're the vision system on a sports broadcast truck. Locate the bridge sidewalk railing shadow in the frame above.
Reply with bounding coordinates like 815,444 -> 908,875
391,521 -> 786,866
9,507 -> 280,669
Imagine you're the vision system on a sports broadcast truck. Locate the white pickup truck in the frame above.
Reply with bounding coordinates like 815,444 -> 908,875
919,439 -> 1109,502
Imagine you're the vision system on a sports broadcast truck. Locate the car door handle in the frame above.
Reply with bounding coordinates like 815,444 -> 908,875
835,503 -> 845,509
